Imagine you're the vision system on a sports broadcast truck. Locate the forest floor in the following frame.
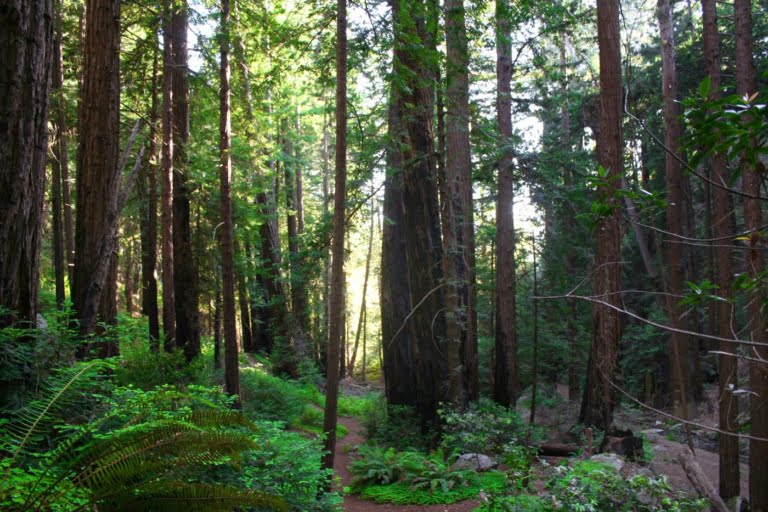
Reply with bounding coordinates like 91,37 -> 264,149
335,382 -> 748,511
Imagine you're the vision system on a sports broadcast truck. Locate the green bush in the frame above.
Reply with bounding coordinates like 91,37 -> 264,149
358,470 -> 506,506
440,398 -> 527,456
239,368 -> 312,424
473,494 -> 551,512
546,460 -> 707,512
362,403 -> 430,451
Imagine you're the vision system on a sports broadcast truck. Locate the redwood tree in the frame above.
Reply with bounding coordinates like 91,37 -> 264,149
493,0 -> 517,408
322,0 -> 347,475
579,0 -> 624,430
0,0 -> 53,327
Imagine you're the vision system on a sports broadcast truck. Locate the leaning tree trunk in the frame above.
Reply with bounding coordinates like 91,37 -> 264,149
734,0 -> 767,508
494,0 -> 518,408
579,0 -> 624,431
322,0 -> 347,477
0,0 -> 53,328
73,0 -> 121,342
702,0 -> 740,501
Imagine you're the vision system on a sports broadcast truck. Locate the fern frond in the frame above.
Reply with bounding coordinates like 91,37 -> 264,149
6,361 -> 108,465
98,481 -> 289,512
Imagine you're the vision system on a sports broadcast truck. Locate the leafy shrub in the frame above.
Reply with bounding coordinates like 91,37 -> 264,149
473,494 -> 551,512
350,445 -> 479,494
358,470 -> 506,506
440,398 -> 526,456
547,460 -> 707,511
207,420 -> 341,512
239,368 -> 312,424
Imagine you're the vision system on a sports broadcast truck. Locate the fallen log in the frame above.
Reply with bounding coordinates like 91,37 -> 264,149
536,443 -> 579,457
678,447 -> 729,512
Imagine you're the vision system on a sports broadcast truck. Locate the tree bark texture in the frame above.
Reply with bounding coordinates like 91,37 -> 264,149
0,0 -> 53,328
494,0 -> 518,408
394,0 -> 447,432
381,98 -> 417,407
658,0 -> 694,421
702,0 -> 741,500
734,0 -> 767,508
322,0 -> 346,476
161,2 -> 176,349
51,3 -> 67,309
219,0 -> 239,406
579,0 -> 624,431
73,0 -> 121,339
171,0 -> 201,361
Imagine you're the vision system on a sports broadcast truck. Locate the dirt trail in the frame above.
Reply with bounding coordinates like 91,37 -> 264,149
335,416 -> 481,512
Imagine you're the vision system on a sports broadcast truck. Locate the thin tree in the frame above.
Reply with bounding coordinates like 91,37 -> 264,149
0,0 -> 53,328
734,0 -> 767,507
140,35 -> 161,347
219,0 -> 239,407
658,0 -> 694,421
161,0 -> 176,348
702,0 -> 740,500
322,0 -> 346,476
579,0 -> 624,430
494,0 -> 518,408
51,0 -> 67,309
349,198 -> 375,377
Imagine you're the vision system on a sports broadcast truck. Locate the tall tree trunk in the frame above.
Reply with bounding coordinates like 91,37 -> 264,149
237,261 -> 253,353
293,111 -> 309,333
0,0 -> 53,328
283,119 -> 308,334
579,0 -> 624,431
322,0 -> 346,476
382,97 -> 417,407
444,0 -> 476,406
74,0 -> 121,341
123,240 -> 134,314
702,0 -> 740,500
172,0 -> 200,362
494,0 -> 517,408
51,1 -> 67,309
350,199 -> 375,377
321,97 -> 331,371
394,0 -> 447,433
734,1 -> 767,508
140,38 -> 161,347
658,0 -> 694,421
219,0 -> 239,406
161,1 -> 176,349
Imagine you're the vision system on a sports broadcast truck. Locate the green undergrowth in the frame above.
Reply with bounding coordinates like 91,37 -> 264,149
358,470 -> 506,505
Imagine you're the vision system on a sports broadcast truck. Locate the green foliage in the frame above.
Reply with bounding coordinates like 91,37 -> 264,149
206,420 -> 341,512
1,360 -> 287,512
239,368 -> 319,424
357,470 -> 506,506
440,398 -> 527,456
362,403 -> 430,451
545,460 -> 707,512
473,494 -> 552,512
350,444 -> 480,496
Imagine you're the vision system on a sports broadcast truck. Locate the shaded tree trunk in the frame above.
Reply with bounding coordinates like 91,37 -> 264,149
171,0 -> 201,362
494,0 -> 517,408
394,0 -> 447,433
140,39 -> 161,347
381,97 -> 417,407
219,0 -> 239,406
579,0 -> 624,431
161,1 -> 176,349
51,2 -> 66,309
734,0 -> 767,508
322,0 -> 346,476
350,199 -> 374,377
73,0 -> 121,342
0,0 -> 53,327
702,0 -> 740,500
658,0 -> 694,421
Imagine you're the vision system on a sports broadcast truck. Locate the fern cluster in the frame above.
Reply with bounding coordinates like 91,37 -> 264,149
1,362 -> 287,512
